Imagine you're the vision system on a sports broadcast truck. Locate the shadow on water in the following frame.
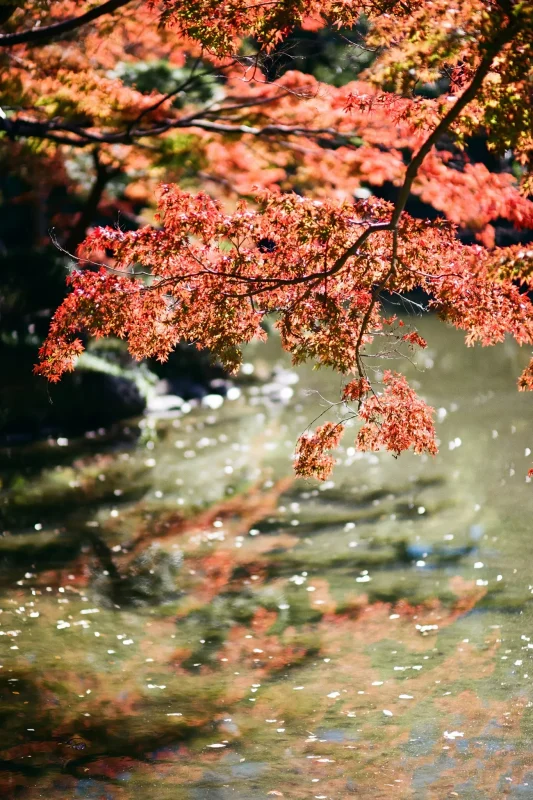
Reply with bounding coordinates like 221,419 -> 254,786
0,667 -> 228,778
2,318 -> 533,798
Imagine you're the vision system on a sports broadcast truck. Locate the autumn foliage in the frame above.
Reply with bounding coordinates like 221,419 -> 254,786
1,0 -> 532,477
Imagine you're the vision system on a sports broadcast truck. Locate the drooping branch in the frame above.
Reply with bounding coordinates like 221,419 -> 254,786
143,221 -> 391,298
199,23 -> 519,373
354,228 -> 398,378
0,0 -> 132,47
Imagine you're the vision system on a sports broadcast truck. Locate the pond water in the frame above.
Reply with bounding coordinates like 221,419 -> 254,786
1,317 -> 533,800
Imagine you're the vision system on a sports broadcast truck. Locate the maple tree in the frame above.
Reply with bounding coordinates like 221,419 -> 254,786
1,0 -> 532,478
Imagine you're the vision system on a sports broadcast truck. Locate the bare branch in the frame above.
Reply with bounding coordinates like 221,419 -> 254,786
0,111 -> 352,149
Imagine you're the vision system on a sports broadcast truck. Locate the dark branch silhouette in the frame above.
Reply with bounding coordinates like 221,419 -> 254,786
0,112 -> 355,148
0,0 -> 132,47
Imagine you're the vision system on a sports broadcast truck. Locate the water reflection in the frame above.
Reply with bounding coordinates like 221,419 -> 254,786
1,318 -> 533,799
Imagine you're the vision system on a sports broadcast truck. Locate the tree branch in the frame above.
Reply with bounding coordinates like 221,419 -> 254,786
0,0 -> 132,47
354,228 -> 398,378
348,20 -> 517,374
390,21 -> 516,228
0,112 -> 353,148
146,221 -> 391,301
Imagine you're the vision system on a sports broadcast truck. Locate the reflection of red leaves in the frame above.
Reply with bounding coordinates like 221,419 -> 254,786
0,741 -> 60,763
250,606 -> 279,634
222,616 -> 315,675
132,477 -> 292,553
448,575 -> 488,612
82,756 -> 141,780
198,551 -> 235,598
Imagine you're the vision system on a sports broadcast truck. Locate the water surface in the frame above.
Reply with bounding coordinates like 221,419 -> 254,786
1,318 -> 533,799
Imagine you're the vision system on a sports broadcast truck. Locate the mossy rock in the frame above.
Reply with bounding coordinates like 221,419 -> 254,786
0,345 -> 146,442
